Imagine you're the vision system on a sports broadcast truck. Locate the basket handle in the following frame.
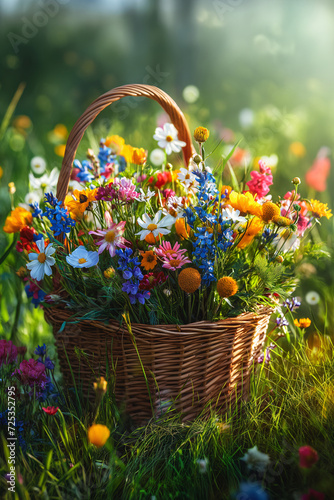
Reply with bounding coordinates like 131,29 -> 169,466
56,84 -> 194,202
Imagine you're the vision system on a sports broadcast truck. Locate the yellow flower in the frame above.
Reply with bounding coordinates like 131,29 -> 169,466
229,191 -> 263,217
294,318 -> 311,328
217,277 -> 238,298
13,115 -> 32,130
93,376 -> 108,395
8,182 -> 16,194
237,217 -> 264,249
306,199 -> 332,219
289,141 -> 306,157
53,124 -> 68,140
194,127 -> 210,143
132,147 -> 147,165
272,215 -> 293,227
140,250 -> 157,271
120,144 -> 134,163
175,218 -> 190,240
261,201 -> 280,223
104,267 -> 115,279
65,188 -> 97,219
87,424 -> 110,448
0,166 -> 3,179
54,144 -> 66,157
105,135 -> 125,154
178,268 -> 201,294
3,207 -> 32,233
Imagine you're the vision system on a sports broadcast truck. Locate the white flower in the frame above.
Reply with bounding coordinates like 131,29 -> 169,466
153,123 -> 186,155
139,187 -> 156,203
30,156 -> 46,174
274,229 -> 299,253
66,247 -> 99,268
149,148 -> 166,166
260,154 -> 278,168
221,207 -> 247,224
196,458 -> 209,474
305,291 -> 320,305
163,289 -> 172,296
163,196 -> 184,220
182,85 -> 200,104
25,191 -> 42,205
26,239 -> 56,281
29,168 -> 59,192
241,446 -> 270,473
136,211 -> 175,240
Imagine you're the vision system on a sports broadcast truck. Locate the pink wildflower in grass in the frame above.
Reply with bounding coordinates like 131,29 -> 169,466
299,446 -> 319,468
246,159 -> 273,199
162,253 -> 191,271
297,215 -> 311,236
155,241 -> 187,259
0,340 -> 18,366
114,177 -> 139,202
89,221 -> 129,257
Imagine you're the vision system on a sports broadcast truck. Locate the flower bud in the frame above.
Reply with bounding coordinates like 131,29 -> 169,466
290,224 -> 297,232
8,182 -> 16,194
275,256 -> 284,263
194,127 -> 210,143
93,376 -> 108,396
292,177 -> 301,185
166,163 -> 173,171
192,154 -> 202,165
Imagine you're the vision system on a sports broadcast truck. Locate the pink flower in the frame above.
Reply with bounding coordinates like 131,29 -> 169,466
297,215 -> 311,236
13,359 -> 47,390
89,221 -> 129,257
0,340 -> 18,365
301,489 -> 325,500
246,160 -> 273,198
114,177 -> 139,202
42,406 -> 59,415
299,446 -> 319,468
155,241 -> 187,259
162,253 -> 191,271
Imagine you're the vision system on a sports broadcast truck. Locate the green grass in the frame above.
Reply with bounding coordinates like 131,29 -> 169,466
1,337 -> 334,499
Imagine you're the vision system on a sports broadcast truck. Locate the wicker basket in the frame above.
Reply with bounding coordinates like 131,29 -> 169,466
46,84 -> 272,424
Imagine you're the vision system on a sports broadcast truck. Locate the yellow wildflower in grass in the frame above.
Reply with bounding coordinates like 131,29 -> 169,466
120,144 -> 134,163
261,201 -> 280,223
217,277 -> 238,298
237,217 -> 264,249
3,207 -> 32,233
105,135 -> 125,154
175,218 -> 190,240
93,376 -> 108,396
132,147 -> 147,165
140,250 -> 157,271
194,127 -> 210,143
53,124 -> 68,140
306,199 -> 332,219
87,424 -> 110,448
289,141 -> 306,158
294,318 -> 311,328
13,115 -> 32,130
104,267 -> 115,279
65,188 -> 97,219
229,191 -> 263,217
8,182 -> 16,194
178,268 -> 201,294
54,144 -> 66,157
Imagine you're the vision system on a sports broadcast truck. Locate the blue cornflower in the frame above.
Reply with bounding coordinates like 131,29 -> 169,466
236,482 -> 268,500
35,344 -> 47,356
30,202 -> 43,218
33,233 -> 43,242
44,192 -> 58,207
73,159 -> 94,182
184,207 -> 196,228
43,199 -> 76,238
38,356 -> 55,370
117,248 -> 150,305
25,284 -> 46,308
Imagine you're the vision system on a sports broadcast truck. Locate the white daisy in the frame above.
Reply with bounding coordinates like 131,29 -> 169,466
153,123 -> 186,155
273,229 -> 299,253
25,191 -> 42,205
136,211 -> 175,240
221,207 -> 247,224
149,148 -> 166,166
163,196 -> 184,220
241,445 -> 270,473
305,291 -> 320,305
138,187 -> 156,203
26,239 -> 56,281
30,156 -> 46,174
29,168 -> 59,193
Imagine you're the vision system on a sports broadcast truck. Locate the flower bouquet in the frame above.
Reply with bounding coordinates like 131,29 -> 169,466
4,85 -> 332,422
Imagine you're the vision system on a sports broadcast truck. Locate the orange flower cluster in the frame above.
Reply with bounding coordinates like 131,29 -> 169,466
3,207 -> 33,233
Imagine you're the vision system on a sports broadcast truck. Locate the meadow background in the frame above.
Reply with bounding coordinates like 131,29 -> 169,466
1,1 -> 334,498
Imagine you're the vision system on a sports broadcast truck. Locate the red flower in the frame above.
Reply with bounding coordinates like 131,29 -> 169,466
299,446 -> 319,468
301,489 -> 325,500
139,272 -> 167,291
0,340 -> 18,366
305,149 -> 330,192
16,226 -> 39,253
155,171 -> 172,189
42,406 -> 59,415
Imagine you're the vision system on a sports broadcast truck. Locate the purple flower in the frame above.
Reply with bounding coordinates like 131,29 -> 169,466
283,297 -> 301,311
0,340 -> 18,366
276,316 -> 289,327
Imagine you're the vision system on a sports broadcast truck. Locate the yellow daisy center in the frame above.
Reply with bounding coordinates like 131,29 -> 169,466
105,230 -> 116,243
78,258 -> 87,264
166,135 -> 173,142
37,253 -> 46,263
147,223 -> 158,231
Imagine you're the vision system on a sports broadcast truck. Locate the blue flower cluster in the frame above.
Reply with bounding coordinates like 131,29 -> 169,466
25,283 -> 46,307
283,297 -> 301,311
193,169 -> 219,203
262,227 -> 277,244
43,193 -> 76,237
73,159 -> 94,183
98,140 -> 126,176
30,202 -> 43,218
116,248 -> 150,305
35,344 -> 55,370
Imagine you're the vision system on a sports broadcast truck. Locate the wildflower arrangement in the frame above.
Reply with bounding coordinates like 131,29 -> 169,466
4,126 -> 332,325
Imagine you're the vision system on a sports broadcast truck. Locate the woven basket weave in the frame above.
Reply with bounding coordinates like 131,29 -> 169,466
46,84 -> 272,423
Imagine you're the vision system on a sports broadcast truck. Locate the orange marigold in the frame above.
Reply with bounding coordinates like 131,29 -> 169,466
261,201 -> 281,222
237,217 -> 264,249
217,277 -> 238,298
141,250 -> 157,271
306,199 -> 332,219
132,147 -> 147,165
88,424 -> 110,448
178,268 -> 201,294
175,218 -> 190,239
294,318 -> 311,328
229,191 -> 263,217
3,207 -> 33,233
